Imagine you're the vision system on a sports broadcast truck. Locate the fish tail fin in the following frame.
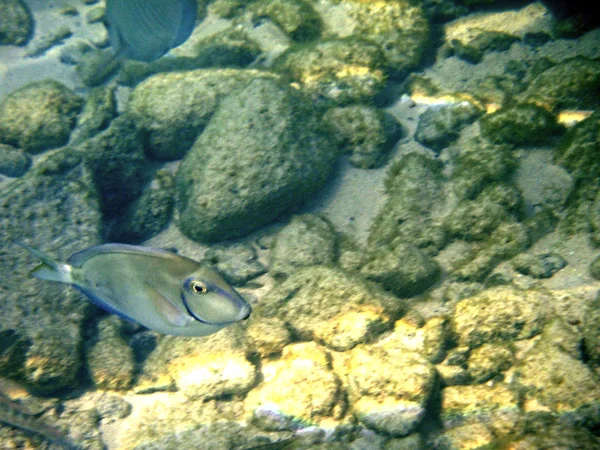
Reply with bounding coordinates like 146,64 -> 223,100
16,241 -> 73,284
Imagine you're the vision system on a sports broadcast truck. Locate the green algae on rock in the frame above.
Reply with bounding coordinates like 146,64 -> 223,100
70,85 -> 117,144
128,69 -> 279,160
246,0 -> 322,42
275,38 -> 387,105
269,214 -> 338,280
414,102 -> 482,153
323,105 -> 402,169
175,78 -> 337,243
109,169 -> 175,244
0,80 -> 83,154
1,150 -> 102,393
0,0 -> 33,45
479,102 -> 563,146
203,243 -> 266,286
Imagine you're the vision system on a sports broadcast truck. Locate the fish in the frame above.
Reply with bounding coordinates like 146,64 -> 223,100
105,0 -> 198,62
17,242 -> 251,337
0,393 -> 78,449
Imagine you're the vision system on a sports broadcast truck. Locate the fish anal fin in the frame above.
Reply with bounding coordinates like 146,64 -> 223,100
143,282 -> 191,328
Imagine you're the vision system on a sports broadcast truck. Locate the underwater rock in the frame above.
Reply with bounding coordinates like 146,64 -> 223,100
523,57 -> 600,112
511,252 -> 567,278
0,150 -> 102,393
479,102 -> 563,146
175,78 -> 337,242
345,346 -> 436,436
0,0 -> 33,45
368,153 -> 446,254
70,85 -> 117,144
203,243 -> 266,286
328,0 -> 430,74
128,69 -> 278,160
583,295 -> 600,367
109,169 -> 175,244
75,115 -> 146,218
0,80 -> 83,153
433,421 -> 496,450
515,339 -> 600,428
450,136 -> 516,200
360,242 -> 440,298
591,255 -> 600,280
269,214 -> 338,280
246,342 -> 340,431
467,343 -> 513,383
453,287 -> 548,349
414,103 -> 482,153
247,0 -> 321,42
0,143 -> 31,177
86,316 -> 135,391
590,190 -> 600,247
554,111 -> 600,183
275,38 -> 387,105
506,416 -> 600,449
444,183 -> 522,241
136,327 -> 256,399
264,266 -> 402,351
443,2 -> 553,63
245,317 -> 291,358
323,106 -> 402,169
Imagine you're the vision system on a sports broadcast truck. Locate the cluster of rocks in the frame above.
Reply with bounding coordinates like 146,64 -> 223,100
1,0 -> 600,449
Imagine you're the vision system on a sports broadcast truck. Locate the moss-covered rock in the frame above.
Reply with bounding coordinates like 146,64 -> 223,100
1,150 -> 102,393
86,316 -> 135,391
368,153 -> 446,253
511,252 -> 567,279
175,78 -> 337,242
480,102 -> 563,146
360,242 -> 440,298
414,102 -> 482,153
247,0 -> 321,42
467,343 -> 513,383
451,136 -> 516,200
323,105 -> 402,169
75,115 -> 146,218
245,317 -> 291,358
0,0 -> 33,45
345,346 -> 436,436
334,0 -> 430,73
275,38 -> 387,105
0,80 -> 83,153
203,243 -> 266,286
263,266 -> 403,351
0,143 -> 31,177
109,169 -> 174,244
554,111 -> 600,183
583,295 -> 600,367
128,69 -> 278,160
453,287 -> 548,349
269,214 -> 337,279
245,342 -> 340,430
443,3 -> 553,63
71,85 -> 116,144
522,57 -> 600,112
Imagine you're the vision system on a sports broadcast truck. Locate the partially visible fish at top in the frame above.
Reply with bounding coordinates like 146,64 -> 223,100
17,242 -> 251,337
85,0 -> 197,84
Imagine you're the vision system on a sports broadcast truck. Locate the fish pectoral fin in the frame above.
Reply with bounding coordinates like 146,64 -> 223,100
143,282 -> 192,328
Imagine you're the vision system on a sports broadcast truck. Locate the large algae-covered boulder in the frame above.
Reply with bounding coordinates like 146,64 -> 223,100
0,150 -> 102,393
127,69 -> 279,160
175,78 -> 337,243
0,80 -> 83,153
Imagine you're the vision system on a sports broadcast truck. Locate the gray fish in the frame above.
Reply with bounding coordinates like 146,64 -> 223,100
106,0 -> 198,62
17,242 -> 251,337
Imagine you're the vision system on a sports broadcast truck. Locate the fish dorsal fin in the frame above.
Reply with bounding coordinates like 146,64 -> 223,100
66,244 -> 194,268
143,282 -> 192,328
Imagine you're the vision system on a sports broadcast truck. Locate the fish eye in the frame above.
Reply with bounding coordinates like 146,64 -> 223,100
190,280 -> 208,294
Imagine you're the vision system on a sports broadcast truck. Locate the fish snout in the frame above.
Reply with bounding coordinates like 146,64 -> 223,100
238,302 -> 252,321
